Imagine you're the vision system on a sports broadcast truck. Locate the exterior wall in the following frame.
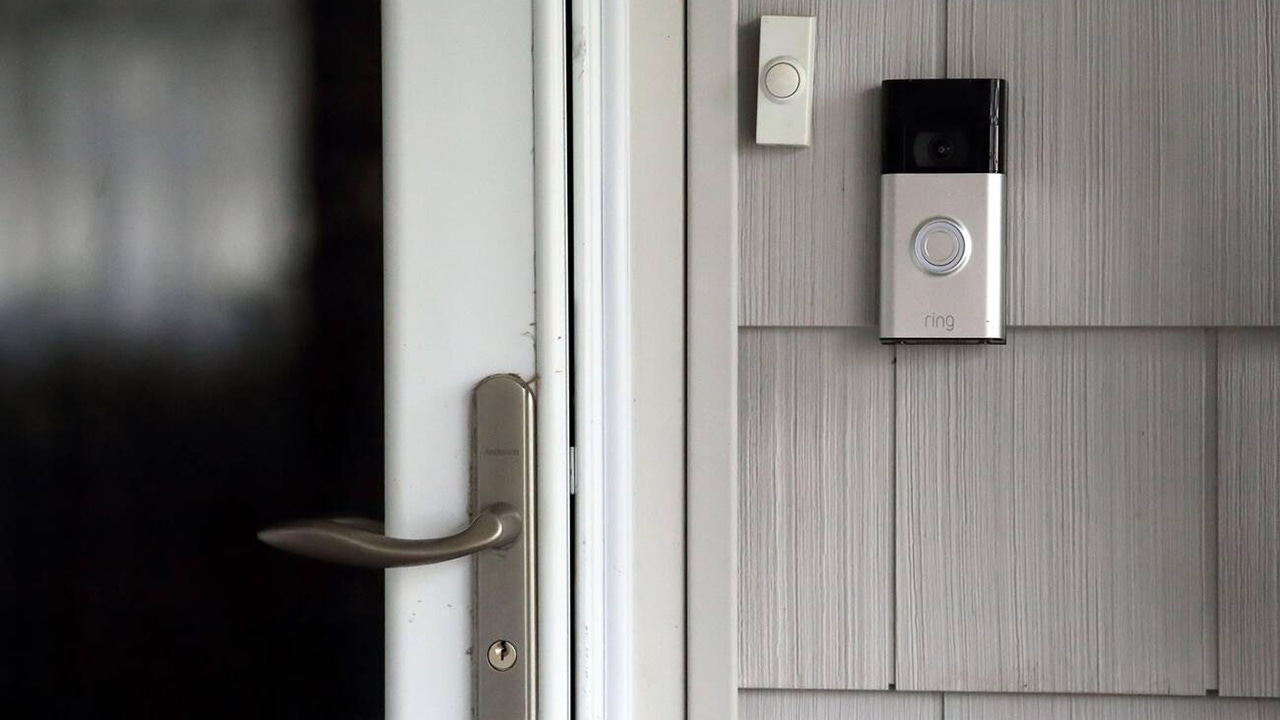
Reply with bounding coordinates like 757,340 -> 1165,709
737,1 -> 1280,716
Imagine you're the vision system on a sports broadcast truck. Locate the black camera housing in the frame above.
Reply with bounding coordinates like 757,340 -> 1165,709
882,79 -> 1005,174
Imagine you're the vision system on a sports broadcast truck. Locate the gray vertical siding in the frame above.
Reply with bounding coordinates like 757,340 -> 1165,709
946,694 -> 1280,720
947,0 -> 1280,326
737,0 -> 1280,708
738,0 -> 944,327
739,329 -> 895,689
740,690 -> 1280,719
738,0 -> 1280,327
741,690 -> 942,720
896,330 -> 1208,694
1219,330 -> 1280,698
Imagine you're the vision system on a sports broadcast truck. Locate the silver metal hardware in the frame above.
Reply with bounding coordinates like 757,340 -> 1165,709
255,505 -> 520,568
880,173 -> 1005,342
257,374 -> 536,719
911,217 -> 971,275
568,445 -> 576,495
474,374 -> 536,719
488,639 -> 518,671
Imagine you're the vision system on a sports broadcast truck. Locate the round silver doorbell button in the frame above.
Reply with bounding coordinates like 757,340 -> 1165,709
912,218 -> 970,275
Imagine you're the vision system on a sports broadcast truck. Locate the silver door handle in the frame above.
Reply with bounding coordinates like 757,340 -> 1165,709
257,502 -> 522,568
257,374 -> 536,717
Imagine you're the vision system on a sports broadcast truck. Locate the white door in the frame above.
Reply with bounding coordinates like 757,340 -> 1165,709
0,1 -> 568,717
381,1 -> 568,718
292,1 -> 572,716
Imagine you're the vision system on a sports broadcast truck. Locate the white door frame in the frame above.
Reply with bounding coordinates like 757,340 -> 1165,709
687,0 -> 740,717
571,0 -> 686,717
387,0 -> 688,715
383,1 -> 570,717
533,0 -> 573,715
622,3 -> 686,719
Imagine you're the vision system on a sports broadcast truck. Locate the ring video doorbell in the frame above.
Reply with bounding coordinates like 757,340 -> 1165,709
879,79 -> 1006,344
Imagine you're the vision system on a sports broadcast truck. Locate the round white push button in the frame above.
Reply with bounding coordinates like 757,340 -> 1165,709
912,218 -> 969,275
922,228 -> 959,265
763,61 -> 802,100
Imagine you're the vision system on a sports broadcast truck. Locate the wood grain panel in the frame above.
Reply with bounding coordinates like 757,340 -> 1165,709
1084,332 -> 1208,693
738,0 -> 943,327
739,329 -> 894,688
1219,330 -> 1280,697
897,329 -> 1208,694
949,0 -> 1280,326
946,693 -> 1280,720
742,690 -> 942,720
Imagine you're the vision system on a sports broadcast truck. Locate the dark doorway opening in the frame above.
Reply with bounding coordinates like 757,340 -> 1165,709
0,2 -> 385,716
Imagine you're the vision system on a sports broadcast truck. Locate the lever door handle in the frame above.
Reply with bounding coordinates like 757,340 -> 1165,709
257,502 -> 522,568
257,374 -> 535,718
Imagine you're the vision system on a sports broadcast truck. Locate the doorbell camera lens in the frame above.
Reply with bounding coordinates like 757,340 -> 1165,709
879,79 -> 1006,345
928,136 -> 954,161
912,131 -> 970,168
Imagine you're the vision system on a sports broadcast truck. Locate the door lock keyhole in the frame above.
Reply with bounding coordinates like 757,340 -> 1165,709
487,639 -> 517,671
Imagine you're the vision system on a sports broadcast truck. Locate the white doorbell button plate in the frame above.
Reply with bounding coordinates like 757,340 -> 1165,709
912,218 -> 970,275
756,16 -> 816,146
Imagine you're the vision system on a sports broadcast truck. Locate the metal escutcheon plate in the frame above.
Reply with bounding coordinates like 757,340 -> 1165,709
474,374 -> 536,719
